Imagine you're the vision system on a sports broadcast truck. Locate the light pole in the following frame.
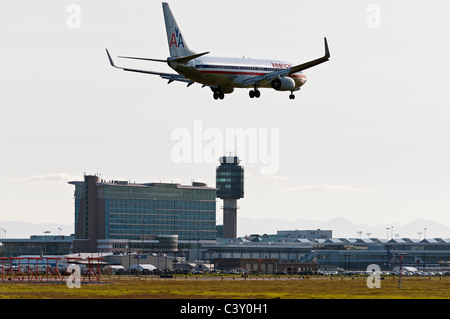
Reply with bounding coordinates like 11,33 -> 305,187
44,230 -> 50,255
138,217 -> 144,277
397,253 -> 407,289
316,229 -> 320,269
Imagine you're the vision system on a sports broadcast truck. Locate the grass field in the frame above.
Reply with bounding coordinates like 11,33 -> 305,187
1,276 -> 449,299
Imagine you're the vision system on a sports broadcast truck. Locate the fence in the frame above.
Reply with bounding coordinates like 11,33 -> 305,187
0,256 -> 103,282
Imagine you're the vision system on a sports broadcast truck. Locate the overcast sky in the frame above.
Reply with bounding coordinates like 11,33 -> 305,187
1,0 -> 450,238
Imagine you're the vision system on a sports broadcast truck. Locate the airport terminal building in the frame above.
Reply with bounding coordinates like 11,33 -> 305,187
206,235 -> 450,272
68,175 -> 217,254
1,173 -> 449,272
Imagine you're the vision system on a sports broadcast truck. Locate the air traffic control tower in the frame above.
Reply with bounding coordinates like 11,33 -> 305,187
216,155 -> 244,239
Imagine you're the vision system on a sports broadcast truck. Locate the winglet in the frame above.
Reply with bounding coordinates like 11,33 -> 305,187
106,49 -> 117,68
324,37 -> 330,59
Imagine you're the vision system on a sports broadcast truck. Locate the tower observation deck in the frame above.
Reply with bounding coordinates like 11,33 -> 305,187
216,156 -> 244,239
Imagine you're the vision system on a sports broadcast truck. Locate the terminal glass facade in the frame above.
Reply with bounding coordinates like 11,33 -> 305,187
72,178 -> 217,242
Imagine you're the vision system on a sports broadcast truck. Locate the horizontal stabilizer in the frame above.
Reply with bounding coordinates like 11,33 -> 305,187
106,49 -> 191,84
170,51 -> 210,64
117,51 -> 209,65
118,56 -> 167,63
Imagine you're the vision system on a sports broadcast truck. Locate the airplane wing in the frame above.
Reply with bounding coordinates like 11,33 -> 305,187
105,49 -> 193,85
241,68 -> 291,88
241,37 -> 330,88
289,37 -> 330,73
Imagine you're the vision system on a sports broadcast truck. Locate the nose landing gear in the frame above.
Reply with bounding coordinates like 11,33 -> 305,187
289,89 -> 298,100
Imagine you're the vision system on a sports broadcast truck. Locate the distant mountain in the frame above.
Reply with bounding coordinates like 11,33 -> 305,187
1,217 -> 449,240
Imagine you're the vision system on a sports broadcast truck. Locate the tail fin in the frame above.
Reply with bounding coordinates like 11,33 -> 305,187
162,2 -> 195,57
387,251 -> 399,264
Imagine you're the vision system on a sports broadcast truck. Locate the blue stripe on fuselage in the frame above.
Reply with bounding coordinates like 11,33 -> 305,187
196,64 -> 283,73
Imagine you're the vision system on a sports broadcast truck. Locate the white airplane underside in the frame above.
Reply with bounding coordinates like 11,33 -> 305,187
106,2 -> 330,100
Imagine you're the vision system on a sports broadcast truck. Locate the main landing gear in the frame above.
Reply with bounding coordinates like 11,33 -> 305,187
249,88 -> 261,99
249,88 -> 297,100
211,86 -> 225,100
213,91 -> 225,100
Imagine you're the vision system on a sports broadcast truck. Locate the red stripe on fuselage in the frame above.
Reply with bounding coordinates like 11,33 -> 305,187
197,70 -> 306,79
198,70 -> 263,76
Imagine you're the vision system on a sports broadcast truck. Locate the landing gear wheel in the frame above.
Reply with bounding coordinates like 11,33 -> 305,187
249,89 -> 260,99
213,91 -> 225,100
289,94 -> 295,100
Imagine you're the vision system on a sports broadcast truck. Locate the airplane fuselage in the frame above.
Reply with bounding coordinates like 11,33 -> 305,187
170,56 -> 307,92
106,2 -> 328,100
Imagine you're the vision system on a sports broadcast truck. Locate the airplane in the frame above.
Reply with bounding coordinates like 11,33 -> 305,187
106,2 -> 330,100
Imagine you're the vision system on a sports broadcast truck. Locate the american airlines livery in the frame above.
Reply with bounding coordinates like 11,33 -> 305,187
106,2 -> 330,100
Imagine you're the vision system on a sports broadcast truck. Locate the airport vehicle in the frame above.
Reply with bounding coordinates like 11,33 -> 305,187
106,2 -> 330,100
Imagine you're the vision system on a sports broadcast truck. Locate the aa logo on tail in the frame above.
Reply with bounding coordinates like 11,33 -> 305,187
170,27 -> 185,48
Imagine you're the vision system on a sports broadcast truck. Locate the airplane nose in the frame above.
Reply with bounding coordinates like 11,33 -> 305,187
300,73 -> 307,85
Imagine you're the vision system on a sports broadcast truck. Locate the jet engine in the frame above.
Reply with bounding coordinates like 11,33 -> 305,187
271,77 -> 296,91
